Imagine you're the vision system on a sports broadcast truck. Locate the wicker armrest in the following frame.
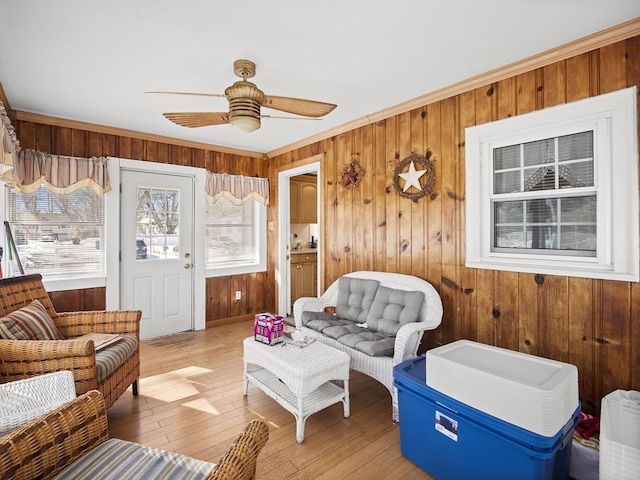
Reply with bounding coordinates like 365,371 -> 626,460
56,310 -> 142,338
0,339 -> 98,392
392,321 -> 432,365
207,419 -> 270,480
0,390 -> 108,480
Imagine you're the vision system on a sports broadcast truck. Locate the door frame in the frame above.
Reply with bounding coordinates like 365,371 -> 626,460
277,157 -> 322,317
105,158 -> 207,331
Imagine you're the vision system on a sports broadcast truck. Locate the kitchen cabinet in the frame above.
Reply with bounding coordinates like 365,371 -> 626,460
290,176 -> 317,224
291,252 -> 317,307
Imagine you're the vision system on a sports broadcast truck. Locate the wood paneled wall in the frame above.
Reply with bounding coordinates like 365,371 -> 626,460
267,36 -> 640,415
12,120 -> 269,325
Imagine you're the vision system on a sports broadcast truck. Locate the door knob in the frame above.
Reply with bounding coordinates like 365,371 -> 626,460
184,263 -> 191,269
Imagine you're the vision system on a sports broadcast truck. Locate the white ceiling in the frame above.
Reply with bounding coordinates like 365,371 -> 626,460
1,1 -> 638,156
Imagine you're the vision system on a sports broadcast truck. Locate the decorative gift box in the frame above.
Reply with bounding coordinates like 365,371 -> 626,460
254,313 -> 284,346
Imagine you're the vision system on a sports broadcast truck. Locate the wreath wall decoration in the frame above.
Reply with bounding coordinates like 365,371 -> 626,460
392,152 -> 435,201
340,160 -> 363,189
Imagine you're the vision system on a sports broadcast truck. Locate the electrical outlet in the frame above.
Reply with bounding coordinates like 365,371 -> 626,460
235,290 -> 241,301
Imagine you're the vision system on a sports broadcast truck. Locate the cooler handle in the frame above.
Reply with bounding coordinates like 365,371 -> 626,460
435,400 -> 459,415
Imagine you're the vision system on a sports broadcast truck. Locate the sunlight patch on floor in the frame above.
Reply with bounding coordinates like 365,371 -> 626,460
139,366 -> 215,402
182,397 -> 221,415
245,406 -> 282,429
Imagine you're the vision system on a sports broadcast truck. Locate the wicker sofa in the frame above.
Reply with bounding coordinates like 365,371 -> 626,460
0,390 -> 270,479
293,271 -> 443,422
0,274 -> 141,409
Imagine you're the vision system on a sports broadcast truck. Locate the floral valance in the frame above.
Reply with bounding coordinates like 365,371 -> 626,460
205,171 -> 269,205
4,149 -> 110,195
0,100 -> 19,168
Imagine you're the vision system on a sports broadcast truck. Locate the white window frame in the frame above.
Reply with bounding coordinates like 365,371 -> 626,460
205,198 -> 267,278
465,87 -> 639,282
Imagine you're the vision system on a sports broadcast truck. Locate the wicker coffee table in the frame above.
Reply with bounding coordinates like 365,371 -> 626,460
243,336 -> 350,443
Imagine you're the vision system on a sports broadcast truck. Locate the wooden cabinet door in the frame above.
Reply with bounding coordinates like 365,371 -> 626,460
298,182 -> 317,223
299,261 -> 317,298
290,253 -> 317,307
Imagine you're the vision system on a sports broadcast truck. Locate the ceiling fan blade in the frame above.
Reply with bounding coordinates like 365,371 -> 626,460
260,114 -> 322,120
263,95 -> 336,117
163,112 -> 229,128
146,91 -> 226,98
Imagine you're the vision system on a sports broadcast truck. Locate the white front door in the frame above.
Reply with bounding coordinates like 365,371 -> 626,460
120,170 -> 194,339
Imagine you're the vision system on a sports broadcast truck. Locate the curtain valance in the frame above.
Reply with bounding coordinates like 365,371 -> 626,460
0,100 -> 19,168
0,100 -> 109,195
205,172 -> 269,205
5,149 -> 110,195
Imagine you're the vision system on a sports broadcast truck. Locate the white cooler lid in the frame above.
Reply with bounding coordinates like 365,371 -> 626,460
428,340 -> 577,392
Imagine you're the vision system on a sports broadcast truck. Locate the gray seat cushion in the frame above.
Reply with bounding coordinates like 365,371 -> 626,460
366,286 -> 424,336
54,438 -> 214,479
322,323 -> 367,340
336,331 -> 396,357
301,311 -> 353,333
335,277 -> 379,323
95,334 -> 138,383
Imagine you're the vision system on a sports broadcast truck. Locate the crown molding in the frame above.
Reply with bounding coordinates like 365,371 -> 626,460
12,110 -> 266,159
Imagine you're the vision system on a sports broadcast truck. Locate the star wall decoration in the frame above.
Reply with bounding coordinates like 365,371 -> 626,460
392,152 -> 436,201
340,160 -> 363,189
398,161 -> 427,192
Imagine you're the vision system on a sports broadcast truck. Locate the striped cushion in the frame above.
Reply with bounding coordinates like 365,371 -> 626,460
53,438 -> 215,480
95,334 -> 138,383
0,299 -> 63,340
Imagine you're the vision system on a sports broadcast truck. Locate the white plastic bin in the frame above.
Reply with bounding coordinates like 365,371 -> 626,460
426,340 -> 579,436
599,389 -> 640,480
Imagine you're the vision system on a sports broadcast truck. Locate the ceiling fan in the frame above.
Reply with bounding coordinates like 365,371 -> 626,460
147,59 -> 337,133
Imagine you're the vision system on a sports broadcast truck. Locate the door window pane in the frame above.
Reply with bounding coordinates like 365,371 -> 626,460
135,187 -> 180,260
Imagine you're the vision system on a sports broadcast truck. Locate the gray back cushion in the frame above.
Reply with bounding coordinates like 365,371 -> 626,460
366,286 -> 425,336
335,277 -> 380,323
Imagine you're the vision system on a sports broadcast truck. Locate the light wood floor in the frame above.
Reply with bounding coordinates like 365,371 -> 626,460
107,321 -> 434,479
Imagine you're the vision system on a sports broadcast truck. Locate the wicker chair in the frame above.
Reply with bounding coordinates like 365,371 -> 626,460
0,274 -> 141,409
0,390 -> 270,480
293,270 -> 443,422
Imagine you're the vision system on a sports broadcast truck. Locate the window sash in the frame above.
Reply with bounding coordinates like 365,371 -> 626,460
205,198 -> 261,268
7,187 -> 105,278
489,129 -> 598,257
492,194 -> 597,256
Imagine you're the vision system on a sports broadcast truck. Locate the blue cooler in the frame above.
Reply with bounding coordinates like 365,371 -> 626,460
393,356 -> 579,480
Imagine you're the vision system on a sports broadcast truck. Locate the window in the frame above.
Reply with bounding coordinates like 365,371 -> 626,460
205,197 -> 266,276
466,87 -> 638,282
6,186 -> 105,279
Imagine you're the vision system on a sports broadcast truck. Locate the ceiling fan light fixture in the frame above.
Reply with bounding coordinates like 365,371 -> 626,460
229,115 -> 261,133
